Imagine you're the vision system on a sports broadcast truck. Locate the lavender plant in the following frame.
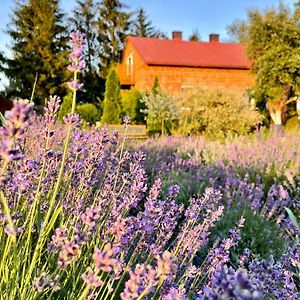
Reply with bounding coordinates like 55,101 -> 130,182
0,31 -> 299,300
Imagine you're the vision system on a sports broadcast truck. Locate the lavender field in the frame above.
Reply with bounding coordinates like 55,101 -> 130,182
0,32 -> 299,299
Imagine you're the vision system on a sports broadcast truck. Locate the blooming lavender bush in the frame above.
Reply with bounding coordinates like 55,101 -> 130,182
0,32 -> 299,299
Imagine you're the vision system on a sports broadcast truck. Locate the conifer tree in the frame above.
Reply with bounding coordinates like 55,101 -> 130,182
130,8 -> 166,38
4,0 -> 69,105
101,67 -> 122,124
152,76 -> 161,96
97,0 -> 131,78
189,29 -> 201,41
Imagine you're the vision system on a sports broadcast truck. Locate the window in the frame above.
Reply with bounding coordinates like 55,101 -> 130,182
126,54 -> 134,78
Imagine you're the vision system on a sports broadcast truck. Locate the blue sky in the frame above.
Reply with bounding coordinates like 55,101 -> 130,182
0,0 -> 296,89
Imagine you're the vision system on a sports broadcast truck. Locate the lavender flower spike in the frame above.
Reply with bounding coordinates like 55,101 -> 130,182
67,31 -> 86,73
67,31 -> 85,92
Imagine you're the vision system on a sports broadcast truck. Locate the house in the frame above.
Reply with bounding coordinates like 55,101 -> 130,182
117,32 -> 254,96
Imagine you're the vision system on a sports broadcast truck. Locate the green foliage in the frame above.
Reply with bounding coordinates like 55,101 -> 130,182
226,19 -> 249,43
284,116 -> 300,133
121,89 -> 145,124
130,8 -> 167,38
177,89 -> 263,140
58,93 -> 72,121
141,92 -> 178,136
97,0 -> 131,78
151,76 -> 161,96
77,103 -> 100,124
212,205 -> 287,260
101,67 -> 122,124
4,0 -> 69,105
189,29 -> 201,41
228,4 -> 300,115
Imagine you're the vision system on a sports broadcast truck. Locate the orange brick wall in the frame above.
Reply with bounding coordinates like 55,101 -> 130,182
117,41 -> 254,96
117,41 -> 148,86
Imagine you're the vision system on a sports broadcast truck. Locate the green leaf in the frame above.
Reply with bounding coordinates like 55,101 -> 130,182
284,207 -> 299,231
0,112 -> 6,125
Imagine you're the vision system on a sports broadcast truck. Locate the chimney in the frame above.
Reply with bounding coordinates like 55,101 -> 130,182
172,31 -> 182,40
209,33 -> 219,42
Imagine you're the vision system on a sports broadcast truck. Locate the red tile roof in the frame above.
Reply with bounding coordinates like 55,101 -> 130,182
127,36 -> 251,69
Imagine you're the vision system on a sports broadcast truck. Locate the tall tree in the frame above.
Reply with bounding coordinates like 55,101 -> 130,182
130,8 -> 166,38
101,67 -> 122,124
4,0 -> 69,105
97,0 -> 131,78
70,0 -> 105,104
227,4 -> 300,125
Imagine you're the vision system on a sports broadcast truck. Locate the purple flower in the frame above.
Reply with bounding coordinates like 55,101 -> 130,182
63,113 -> 81,126
67,31 -> 85,73
67,31 -> 85,92
0,99 -> 33,162
123,115 -> 131,125
82,267 -> 102,287
67,80 -> 84,91
33,272 -> 60,293
81,207 -> 100,230
57,240 -> 81,269
121,264 -> 158,300
44,95 -> 61,125
93,244 -> 119,272
163,287 -> 186,300
168,184 -> 180,198
156,251 -> 175,279
4,224 -> 17,236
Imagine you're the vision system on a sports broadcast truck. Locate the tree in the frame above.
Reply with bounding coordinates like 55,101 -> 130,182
226,19 -> 248,43
189,29 -> 201,41
4,0 -> 69,105
121,89 -> 145,124
141,92 -> 178,136
130,8 -> 166,38
101,67 -> 122,124
70,0 -> 105,105
142,78 -> 177,135
227,4 -> 300,125
96,0 -> 131,78
151,76 -> 161,96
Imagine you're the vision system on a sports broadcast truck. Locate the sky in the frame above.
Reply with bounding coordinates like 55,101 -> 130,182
0,0 -> 297,89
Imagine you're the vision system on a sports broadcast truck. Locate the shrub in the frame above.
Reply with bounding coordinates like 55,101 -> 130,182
211,205 -> 287,260
101,67 -> 122,124
58,93 -> 72,120
141,92 -> 178,135
121,89 -> 145,124
76,103 -> 100,124
177,89 -> 263,139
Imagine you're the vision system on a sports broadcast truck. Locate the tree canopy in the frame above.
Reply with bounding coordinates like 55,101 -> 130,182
130,8 -> 167,38
4,0 -> 69,105
227,3 -> 300,124
97,0 -> 131,78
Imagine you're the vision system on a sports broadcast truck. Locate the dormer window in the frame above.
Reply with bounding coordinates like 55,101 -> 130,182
126,53 -> 134,78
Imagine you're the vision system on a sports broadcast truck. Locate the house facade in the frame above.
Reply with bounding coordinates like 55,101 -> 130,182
117,32 -> 254,96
